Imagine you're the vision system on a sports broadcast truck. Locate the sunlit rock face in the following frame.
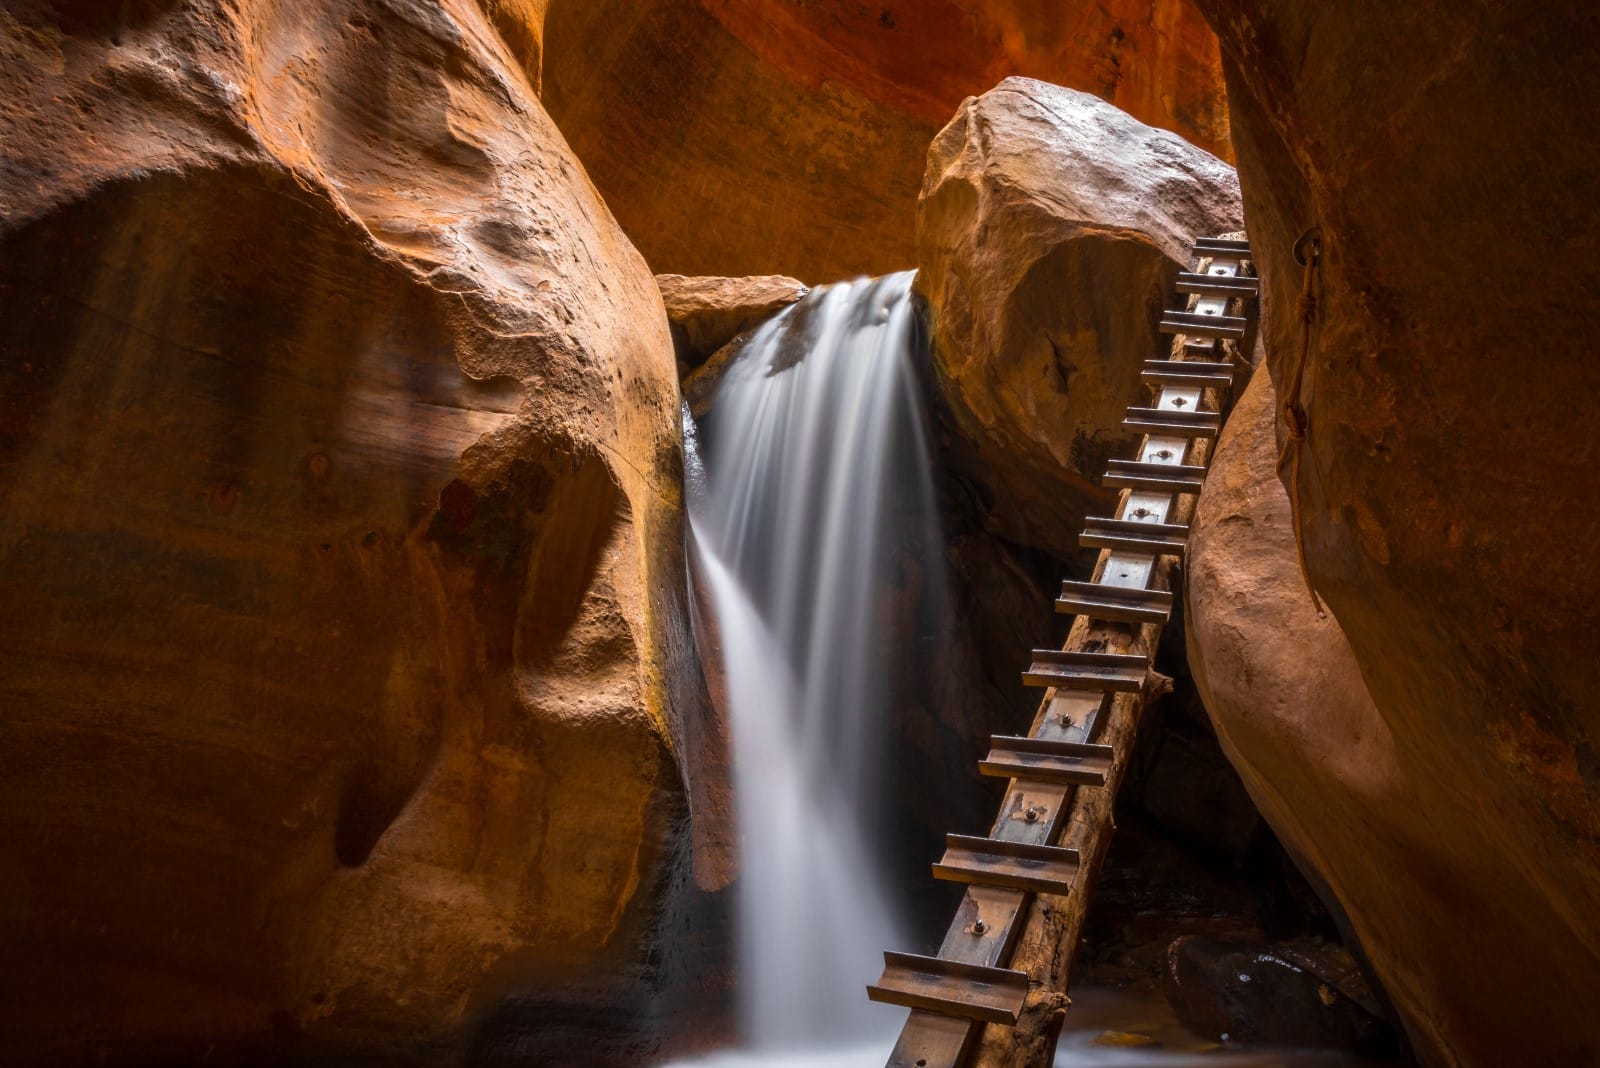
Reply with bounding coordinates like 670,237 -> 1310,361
1185,4 -> 1600,1065
916,78 -> 1242,556
540,0 -> 1230,280
0,1 -> 721,1062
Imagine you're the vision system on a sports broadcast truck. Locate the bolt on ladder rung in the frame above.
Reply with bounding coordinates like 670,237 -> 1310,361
1103,458 -> 1207,494
1023,649 -> 1149,691
1193,236 -> 1252,256
979,735 -> 1115,787
1175,271 -> 1259,297
1080,516 -> 1189,559
1056,579 -> 1173,624
932,834 -> 1082,896
1141,359 -> 1235,390
1159,309 -> 1248,340
867,952 -> 1030,1025
1123,405 -> 1221,438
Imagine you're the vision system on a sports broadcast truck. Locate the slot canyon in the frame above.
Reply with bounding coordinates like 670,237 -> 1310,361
0,3 -> 1595,1067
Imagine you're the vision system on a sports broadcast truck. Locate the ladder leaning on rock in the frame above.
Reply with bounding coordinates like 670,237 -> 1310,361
867,235 -> 1260,1068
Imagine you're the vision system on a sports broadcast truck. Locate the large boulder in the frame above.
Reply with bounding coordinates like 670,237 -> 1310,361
0,1 -> 721,1062
539,0 -> 1231,279
1187,370 -> 1600,1065
656,273 -> 807,370
916,77 -> 1243,554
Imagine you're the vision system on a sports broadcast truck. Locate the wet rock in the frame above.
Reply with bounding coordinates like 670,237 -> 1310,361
541,1 -> 1231,279
0,1 -> 722,1062
657,273 -> 808,372
915,77 -> 1243,555
1165,936 -> 1398,1055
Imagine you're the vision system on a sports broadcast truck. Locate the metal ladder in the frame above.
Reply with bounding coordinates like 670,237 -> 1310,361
867,235 -> 1259,1067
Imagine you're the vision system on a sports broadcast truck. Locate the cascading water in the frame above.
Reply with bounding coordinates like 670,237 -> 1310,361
679,271 -> 942,1064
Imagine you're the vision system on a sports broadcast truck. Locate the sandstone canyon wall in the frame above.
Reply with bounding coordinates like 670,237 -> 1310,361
539,0 -> 1231,280
1186,3 -> 1600,1064
0,1 -> 721,1062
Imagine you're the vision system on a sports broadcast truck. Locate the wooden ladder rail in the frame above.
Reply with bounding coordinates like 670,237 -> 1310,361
868,235 -> 1258,1068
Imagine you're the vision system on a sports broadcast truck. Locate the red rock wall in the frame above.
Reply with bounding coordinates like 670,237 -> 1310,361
0,0 -> 723,1061
1187,3 -> 1600,1064
540,0 -> 1230,280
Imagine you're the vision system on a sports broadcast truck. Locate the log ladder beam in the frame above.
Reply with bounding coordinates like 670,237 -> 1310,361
869,236 -> 1257,1067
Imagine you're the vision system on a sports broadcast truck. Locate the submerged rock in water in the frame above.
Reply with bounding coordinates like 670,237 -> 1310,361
1165,936 -> 1397,1055
0,1 -> 718,1062
915,77 -> 1244,555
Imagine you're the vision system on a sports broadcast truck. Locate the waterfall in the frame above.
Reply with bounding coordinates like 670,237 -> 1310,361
679,271 -> 942,1063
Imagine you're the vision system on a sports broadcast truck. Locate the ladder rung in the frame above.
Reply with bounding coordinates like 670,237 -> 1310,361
1056,579 -> 1173,624
1175,271 -> 1259,296
1159,310 -> 1248,340
979,735 -> 1115,787
1080,516 -> 1189,559
1103,459 -> 1207,494
1023,649 -> 1149,691
1124,406 -> 1221,438
933,834 -> 1082,896
1142,359 -> 1234,389
1194,237 -> 1252,256
867,952 -> 1030,1025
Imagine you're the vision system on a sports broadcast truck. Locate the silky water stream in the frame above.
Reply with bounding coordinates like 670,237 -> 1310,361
674,273 -> 1377,1068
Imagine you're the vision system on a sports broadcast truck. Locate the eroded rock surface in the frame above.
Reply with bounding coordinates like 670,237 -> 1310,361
657,273 -> 807,370
541,0 -> 1230,279
0,1 -> 721,1062
916,78 -> 1242,555
1187,369 -> 1600,1066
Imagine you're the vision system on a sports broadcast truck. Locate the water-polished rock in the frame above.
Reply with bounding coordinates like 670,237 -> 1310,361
1186,4 -> 1600,1063
541,0 -> 1231,280
0,1 -> 721,1062
1187,368 -> 1600,1067
915,77 -> 1242,555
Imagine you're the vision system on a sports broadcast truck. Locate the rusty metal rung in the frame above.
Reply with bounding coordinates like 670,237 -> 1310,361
1080,516 -> 1189,559
1056,579 -> 1173,624
1023,648 -> 1149,691
933,834 -> 1082,896
1175,271 -> 1259,296
1194,237 -> 1252,256
1103,459 -> 1207,494
1125,405 -> 1220,430
979,735 -> 1115,787
1142,359 -> 1234,390
1159,310 -> 1248,339
867,952 -> 1030,1026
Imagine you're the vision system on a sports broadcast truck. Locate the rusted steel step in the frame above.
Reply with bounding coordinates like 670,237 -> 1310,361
932,834 -> 1082,896
1141,359 -> 1235,389
979,735 -> 1115,787
1159,309 -> 1248,340
867,952 -> 1030,1025
1080,516 -> 1189,559
1022,649 -> 1149,691
1123,405 -> 1221,438
1194,236 -> 1252,256
1056,579 -> 1173,624
1175,271 -> 1259,297
1103,458 -> 1207,494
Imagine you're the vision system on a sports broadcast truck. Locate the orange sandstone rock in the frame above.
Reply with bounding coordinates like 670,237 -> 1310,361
915,78 -> 1241,556
541,0 -> 1230,279
0,0 -> 723,1061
